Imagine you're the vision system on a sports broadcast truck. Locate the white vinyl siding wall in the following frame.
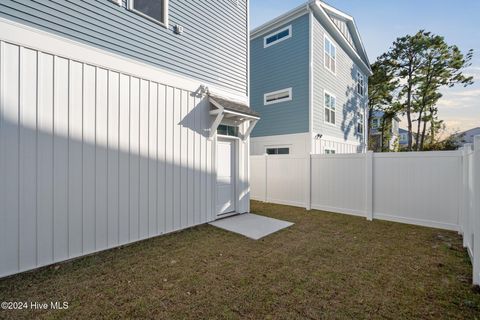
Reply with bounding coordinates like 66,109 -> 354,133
0,35 -> 250,278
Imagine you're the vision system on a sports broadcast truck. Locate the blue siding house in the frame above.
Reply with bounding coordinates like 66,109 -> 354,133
250,0 -> 372,155
0,0 -> 258,278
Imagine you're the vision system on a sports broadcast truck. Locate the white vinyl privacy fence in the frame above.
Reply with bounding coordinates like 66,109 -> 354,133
251,136 -> 480,284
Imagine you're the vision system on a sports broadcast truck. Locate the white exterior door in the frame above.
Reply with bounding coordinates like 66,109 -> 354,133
216,139 -> 236,216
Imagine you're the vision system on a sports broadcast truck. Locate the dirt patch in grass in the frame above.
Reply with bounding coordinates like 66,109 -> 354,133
1,201 -> 479,319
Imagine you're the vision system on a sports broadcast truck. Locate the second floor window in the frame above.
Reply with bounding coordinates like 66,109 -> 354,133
324,92 -> 336,125
264,88 -> 292,105
356,72 -> 365,96
324,36 -> 336,74
129,0 -> 168,26
264,26 -> 292,48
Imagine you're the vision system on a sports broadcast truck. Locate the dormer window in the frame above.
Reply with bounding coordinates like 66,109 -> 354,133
129,0 -> 168,27
264,25 -> 292,48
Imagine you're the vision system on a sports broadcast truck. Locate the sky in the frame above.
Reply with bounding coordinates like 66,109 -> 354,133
250,0 -> 480,133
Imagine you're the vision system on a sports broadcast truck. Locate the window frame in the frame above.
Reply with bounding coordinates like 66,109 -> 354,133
217,124 -> 239,138
128,0 -> 169,27
266,147 -> 290,155
357,110 -> 364,134
264,88 -> 293,106
263,25 -> 292,48
324,90 -> 336,126
324,35 -> 337,75
356,71 -> 365,96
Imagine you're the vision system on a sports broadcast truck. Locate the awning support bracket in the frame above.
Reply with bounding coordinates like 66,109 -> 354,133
209,104 -> 225,139
241,119 -> 258,141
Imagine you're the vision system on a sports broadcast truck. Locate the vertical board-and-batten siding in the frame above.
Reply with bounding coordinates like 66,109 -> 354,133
0,0 -> 247,95
0,39 -> 219,278
250,14 -> 310,137
311,14 -> 367,147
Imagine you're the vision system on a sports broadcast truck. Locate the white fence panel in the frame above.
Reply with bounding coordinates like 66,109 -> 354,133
462,146 -> 475,255
311,154 -> 366,217
250,143 -> 480,283
471,137 -> 480,284
373,152 -> 462,231
250,156 -> 266,201
265,155 -> 307,208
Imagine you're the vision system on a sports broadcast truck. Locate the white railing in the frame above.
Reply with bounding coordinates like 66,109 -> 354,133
250,135 -> 480,284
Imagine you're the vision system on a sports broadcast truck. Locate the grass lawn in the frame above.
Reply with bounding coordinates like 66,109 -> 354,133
0,201 -> 479,319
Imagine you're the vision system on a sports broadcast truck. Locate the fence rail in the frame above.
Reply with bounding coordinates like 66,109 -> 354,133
250,136 -> 480,284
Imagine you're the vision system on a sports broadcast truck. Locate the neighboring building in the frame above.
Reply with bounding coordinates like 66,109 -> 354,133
0,0 -> 257,278
398,128 -> 410,148
250,0 -> 372,156
455,127 -> 480,145
369,111 -> 400,151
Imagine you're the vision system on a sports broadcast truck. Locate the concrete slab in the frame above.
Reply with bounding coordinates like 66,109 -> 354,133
209,213 -> 294,240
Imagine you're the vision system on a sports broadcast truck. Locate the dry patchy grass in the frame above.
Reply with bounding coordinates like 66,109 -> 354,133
0,201 -> 479,319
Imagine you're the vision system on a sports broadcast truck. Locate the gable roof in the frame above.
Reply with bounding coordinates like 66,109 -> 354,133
318,2 -> 370,68
454,127 -> 480,144
251,0 -> 372,76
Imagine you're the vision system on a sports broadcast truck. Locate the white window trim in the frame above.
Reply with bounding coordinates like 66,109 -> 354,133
324,34 -> 337,75
129,0 -> 169,28
264,88 -> 292,105
323,90 -> 336,126
263,25 -> 292,48
357,110 -> 364,134
356,71 -> 365,96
